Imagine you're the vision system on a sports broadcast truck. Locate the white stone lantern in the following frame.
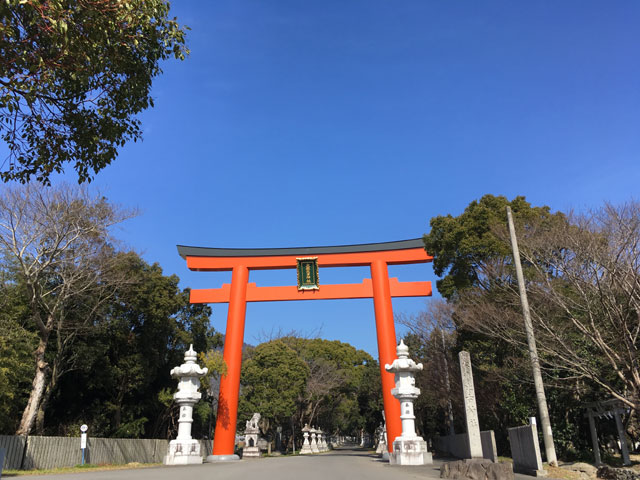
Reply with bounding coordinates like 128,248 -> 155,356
321,431 -> 328,451
317,428 -> 326,452
310,427 -> 319,453
385,339 -> 432,466
300,424 -> 313,454
164,345 -> 208,465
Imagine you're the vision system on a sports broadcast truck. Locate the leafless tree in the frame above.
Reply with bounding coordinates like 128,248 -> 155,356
456,202 -> 640,410
397,300 -> 458,433
0,183 -> 136,435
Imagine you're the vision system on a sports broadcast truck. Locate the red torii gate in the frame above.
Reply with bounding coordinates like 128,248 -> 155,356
177,238 -> 433,459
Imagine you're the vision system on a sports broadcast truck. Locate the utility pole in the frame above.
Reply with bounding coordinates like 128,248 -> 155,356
506,206 -> 558,466
440,328 -> 455,436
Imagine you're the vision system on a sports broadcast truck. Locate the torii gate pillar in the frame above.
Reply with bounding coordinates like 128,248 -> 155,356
177,239 -> 433,459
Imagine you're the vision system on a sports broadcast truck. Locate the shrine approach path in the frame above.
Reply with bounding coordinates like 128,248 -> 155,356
24,447 -> 445,480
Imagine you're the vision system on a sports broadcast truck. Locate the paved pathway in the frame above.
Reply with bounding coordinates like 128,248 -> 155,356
13,447 -> 446,480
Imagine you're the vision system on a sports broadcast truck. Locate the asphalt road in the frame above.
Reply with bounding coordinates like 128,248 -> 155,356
9,448 -> 448,480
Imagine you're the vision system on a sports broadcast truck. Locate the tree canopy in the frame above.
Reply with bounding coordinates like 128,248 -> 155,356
0,183 -> 222,438
0,0 -> 188,184
416,195 -> 640,459
423,194 -> 559,299
237,336 -> 382,449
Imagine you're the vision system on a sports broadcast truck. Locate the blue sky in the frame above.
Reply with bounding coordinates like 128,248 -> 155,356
35,1 -> 640,356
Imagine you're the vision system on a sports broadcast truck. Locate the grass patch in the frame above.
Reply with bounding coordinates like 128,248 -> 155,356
2,462 -> 160,476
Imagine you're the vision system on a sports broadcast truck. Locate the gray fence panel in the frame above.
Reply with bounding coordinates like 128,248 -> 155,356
153,439 -> 168,463
2,436 -> 195,470
23,436 -> 80,470
0,435 -> 26,470
199,440 -> 213,459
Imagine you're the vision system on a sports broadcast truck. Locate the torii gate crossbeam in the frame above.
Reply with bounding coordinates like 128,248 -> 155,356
177,238 -> 433,459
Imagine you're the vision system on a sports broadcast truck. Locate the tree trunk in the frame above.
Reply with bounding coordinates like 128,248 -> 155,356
16,336 -> 50,435
35,363 -> 60,434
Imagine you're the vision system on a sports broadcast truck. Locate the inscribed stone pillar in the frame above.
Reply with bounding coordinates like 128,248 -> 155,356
458,351 -> 483,458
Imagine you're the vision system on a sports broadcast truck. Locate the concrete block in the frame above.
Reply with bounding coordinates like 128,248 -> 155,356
508,424 -> 546,476
441,459 -> 514,480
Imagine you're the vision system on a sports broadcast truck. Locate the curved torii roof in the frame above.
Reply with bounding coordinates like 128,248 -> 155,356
177,238 -> 425,259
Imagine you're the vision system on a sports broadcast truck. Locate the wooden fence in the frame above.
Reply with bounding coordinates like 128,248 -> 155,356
0,435 -> 214,470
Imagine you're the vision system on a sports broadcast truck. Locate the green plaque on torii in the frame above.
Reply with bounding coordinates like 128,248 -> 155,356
296,257 -> 319,290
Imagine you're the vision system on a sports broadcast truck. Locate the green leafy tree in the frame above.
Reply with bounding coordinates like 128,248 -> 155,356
237,336 -> 382,450
0,270 -> 36,434
0,0 -> 188,184
421,195 -> 640,459
423,194 -> 558,299
239,340 -> 309,437
43,253 -> 222,438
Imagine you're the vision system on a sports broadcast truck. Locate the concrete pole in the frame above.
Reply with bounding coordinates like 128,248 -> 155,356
441,328 -> 455,436
506,206 -> 558,466
613,410 -> 631,466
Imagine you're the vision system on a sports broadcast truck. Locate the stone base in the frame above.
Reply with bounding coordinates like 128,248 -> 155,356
390,438 -> 432,466
206,454 -> 240,462
164,453 -> 203,465
376,441 -> 387,455
440,459 -> 514,480
243,446 -> 260,458
300,445 -> 313,455
164,439 -> 203,465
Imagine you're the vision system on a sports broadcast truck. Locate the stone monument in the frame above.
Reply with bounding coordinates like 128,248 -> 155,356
385,339 -> 432,466
243,413 -> 261,458
459,351 -> 483,458
164,345 -> 208,465
300,424 -> 313,454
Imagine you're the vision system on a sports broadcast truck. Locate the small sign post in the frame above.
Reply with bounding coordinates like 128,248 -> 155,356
80,424 -> 88,465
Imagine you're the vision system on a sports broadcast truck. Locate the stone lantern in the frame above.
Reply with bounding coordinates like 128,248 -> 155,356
164,345 -> 208,465
310,427 -> 319,453
321,430 -> 329,451
300,424 -> 313,454
317,428 -> 326,452
385,339 -> 432,466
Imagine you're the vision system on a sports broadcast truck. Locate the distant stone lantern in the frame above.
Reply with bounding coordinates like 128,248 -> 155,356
385,339 -> 432,466
300,424 -> 313,455
164,345 -> 208,465
310,427 -> 320,453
